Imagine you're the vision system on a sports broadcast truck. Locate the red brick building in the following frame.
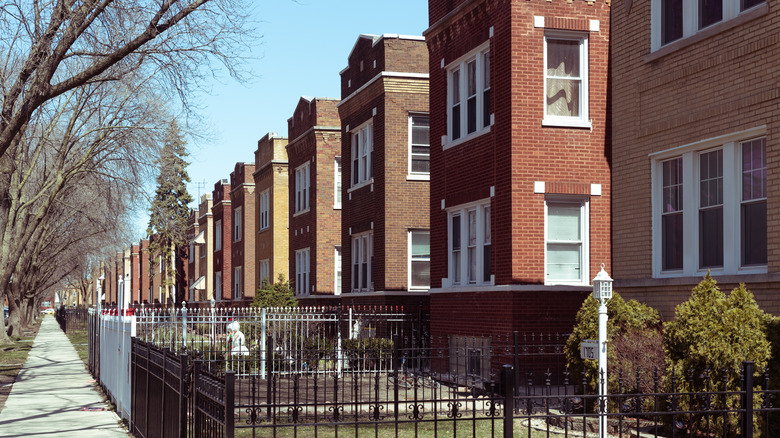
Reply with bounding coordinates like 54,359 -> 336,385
139,239 -> 150,304
425,0 -> 611,342
338,34 -> 431,305
230,162 -> 257,301
611,0 -> 777,318
287,97 -> 342,298
130,244 -> 140,304
212,180 -> 232,302
194,194 -> 213,303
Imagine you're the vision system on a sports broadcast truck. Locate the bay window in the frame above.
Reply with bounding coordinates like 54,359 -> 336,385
447,43 -> 491,145
446,200 -> 492,287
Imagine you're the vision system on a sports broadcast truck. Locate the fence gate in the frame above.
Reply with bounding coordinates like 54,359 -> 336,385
131,338 -> 187,438
193,361 -> 234,438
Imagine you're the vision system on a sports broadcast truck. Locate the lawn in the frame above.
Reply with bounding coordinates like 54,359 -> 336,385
0,318 -> 41,413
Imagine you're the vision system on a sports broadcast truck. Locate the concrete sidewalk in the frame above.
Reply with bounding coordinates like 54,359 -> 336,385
0,316 -> 131,437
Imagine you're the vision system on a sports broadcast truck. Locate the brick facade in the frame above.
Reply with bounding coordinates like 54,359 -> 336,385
611,0 -> 780,317
253,132 -> 290,292
230,162 -> 256,301
197,194 -> 213,302
287,97 -> 342,297
425,0 -> 611,336
212,180 -> 232,301
338,34 -> 431,299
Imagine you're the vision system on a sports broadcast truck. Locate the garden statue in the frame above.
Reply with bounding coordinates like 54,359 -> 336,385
226,320 -> 249,356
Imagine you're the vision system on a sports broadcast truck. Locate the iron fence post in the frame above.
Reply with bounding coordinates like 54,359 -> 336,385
179,352 -> 188,438
742,361 -> 754,438
502,364 -> 514,438
225,370 -> 235,438
266,335 -> 273,422
513,331 -> 520,397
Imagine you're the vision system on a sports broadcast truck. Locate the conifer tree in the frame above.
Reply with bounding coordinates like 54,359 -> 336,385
147,120 -> 193,305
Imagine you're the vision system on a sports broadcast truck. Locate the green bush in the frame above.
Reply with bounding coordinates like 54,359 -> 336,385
566,291 -> 663,399
343,338 -> 394,370
251,274 -> 298,309
663,274 -> 770,436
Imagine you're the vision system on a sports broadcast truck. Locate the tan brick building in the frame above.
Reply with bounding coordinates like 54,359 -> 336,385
195,194 -> 214,303
337,34 -> 431,304
425,0 -> 611,338
253,132 -> 290,292
287,97 -> 342,298
611,0 -> 777,318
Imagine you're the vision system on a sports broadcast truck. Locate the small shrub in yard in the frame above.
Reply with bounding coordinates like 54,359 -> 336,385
251,274 -> 298,309
343,338 -> 393,370
566,291 -> 663,403
663,274 -> 770,437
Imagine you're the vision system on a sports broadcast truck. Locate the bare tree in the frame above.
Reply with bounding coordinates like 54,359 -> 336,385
0,76 -> 165,342
0,0 -> 251,161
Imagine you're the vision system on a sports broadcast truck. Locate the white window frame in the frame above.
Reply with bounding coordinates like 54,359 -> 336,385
650,128 -> 768,278
446,42 -> 492,149
542,31 -> 590,129
233,207 -> 242,242
295,162 -> 311,214
651,0 -> 765,51
214,220 -> 222,251
350,121 -> 373,188
259,189 -> 270,231
544,196 -> 590,286
233,266 -> 242,299
215,271 -> 222,301
259,259 -> 270,287
295,248 -> 310,296
408,114 -> 430,179
335,246 -> 342,295
445,200 -> 493,287
334,157 -> 342,209
408,230 -> 431,290
351,232 -> 373,292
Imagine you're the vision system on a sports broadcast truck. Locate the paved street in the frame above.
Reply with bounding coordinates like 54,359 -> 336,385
0,317 -> 130,437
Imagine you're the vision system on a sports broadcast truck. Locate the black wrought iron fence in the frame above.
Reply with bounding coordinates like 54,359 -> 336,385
56,306 -> 89,332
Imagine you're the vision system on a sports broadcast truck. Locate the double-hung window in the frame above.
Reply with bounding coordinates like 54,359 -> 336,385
335,246 -> 342,295
446,200 -> 492,287
295,248 -> 310,296
215,272 -> 222,301
351,122 -> 373,186
352,232 -> 373,292
409,115 -> 430,175
259,259 -> 270,287
652,130 -> 767,277
652,0 -> 766,50
334,158 -> 342,208
409,231 -> 430,290
259,189 -> 270,231
545,198 -> 589,285
543,32 -> 589,128
215,220 -> 222,250
447,43 -> 491,145
233,207 -> 242,242
295,162 -> 310,213
233,266 -> 242,299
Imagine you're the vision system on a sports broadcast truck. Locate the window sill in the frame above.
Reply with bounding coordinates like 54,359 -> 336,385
541,118 -> 592,129
292,208 -> 310,218
406,174 -> 430,181
646,4 -> 768,62
442,125 -> 492,151
333,205 -> 342,210
258,227 -> 269,234
348,178 -> 374,194
654,265 -> 768,279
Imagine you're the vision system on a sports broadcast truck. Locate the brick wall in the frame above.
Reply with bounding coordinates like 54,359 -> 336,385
212,181 -> 232,301
230,162 -> 256,301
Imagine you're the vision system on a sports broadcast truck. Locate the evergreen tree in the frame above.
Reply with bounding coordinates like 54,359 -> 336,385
147,120 -> 193,305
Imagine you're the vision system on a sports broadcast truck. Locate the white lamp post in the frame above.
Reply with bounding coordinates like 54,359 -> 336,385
592,264 -> 613,438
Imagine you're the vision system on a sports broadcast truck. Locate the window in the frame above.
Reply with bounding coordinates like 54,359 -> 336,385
233,266 -> 242,299
447,200 -> 492,287
335,246 -> 342,295
352,232 -> 373,292
215,271 -> 222,301
233,207 -> 242,242
334,158 -> 342,208
545,198 -> 589,285
259,259 -> 270,286
189,244 -> 194,263
409,115 -> 430,175
259,189 -> 270,231
295,162 -> 310,213
448,43 -> 491,144
351,122 -> 373,186
295,248 -> 310,296
409,231 -> 430,290
653,0 -> 765,50
215,220 -> 222,250
652,131 -> 767,277
543,33 -> 589,128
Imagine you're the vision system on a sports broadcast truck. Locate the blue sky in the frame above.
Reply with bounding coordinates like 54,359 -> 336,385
186,0 -> 429,198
